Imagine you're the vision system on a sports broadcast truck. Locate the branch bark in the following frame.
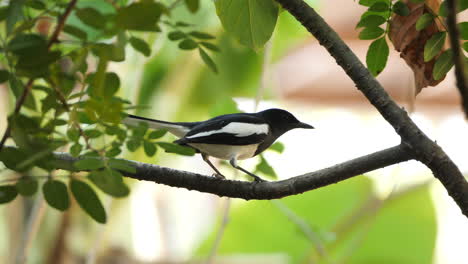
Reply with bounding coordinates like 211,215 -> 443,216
274,0 -> 468,217
446,0 -> 468,117
36,144 -> 412,200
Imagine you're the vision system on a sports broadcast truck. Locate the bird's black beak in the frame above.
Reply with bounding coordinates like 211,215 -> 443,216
296,122 -> 314,129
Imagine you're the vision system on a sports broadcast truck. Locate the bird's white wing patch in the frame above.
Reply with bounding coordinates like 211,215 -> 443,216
187,122 -> 269,139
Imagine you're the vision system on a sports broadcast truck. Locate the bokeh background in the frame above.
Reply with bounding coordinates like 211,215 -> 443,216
1,0 -> 467,263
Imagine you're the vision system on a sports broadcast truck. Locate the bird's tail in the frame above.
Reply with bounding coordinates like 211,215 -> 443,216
123,114 -> 195,138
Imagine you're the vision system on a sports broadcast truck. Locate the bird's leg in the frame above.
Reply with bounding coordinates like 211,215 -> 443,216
229,158 -> 265,182
201,153 -> 225,179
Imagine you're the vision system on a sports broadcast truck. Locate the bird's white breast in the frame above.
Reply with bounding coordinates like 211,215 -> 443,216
187,122 -> 269,139
189,143 -> 259,160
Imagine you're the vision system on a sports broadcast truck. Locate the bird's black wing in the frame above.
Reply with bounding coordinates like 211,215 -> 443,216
174,114 -> 269,146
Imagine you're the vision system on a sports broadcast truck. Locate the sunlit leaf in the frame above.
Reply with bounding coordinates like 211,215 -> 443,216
255,155 -> 277,179
415,13 -> 434,31
424,32 -> 446,62
366,37 -> 389,76
70,143 -> 82,157
359,26 -> 385,40
74,158 -> 105,170
459,22 -> 468,40
433,49 -> 454,81
356,15 -> 386,28
70,180 -> 107,224
369,1 -> 389,12
269,142 -> 285,153
88,169 -> 129,198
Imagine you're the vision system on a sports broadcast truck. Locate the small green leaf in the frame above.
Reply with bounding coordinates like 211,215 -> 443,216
116,2 -> 166,31
189,31 -> 215,40
70,180 -> 107,224
148,130 -> 167,139
84,129 -> 102,138
463,42 -> 468,52
63,24 -> 87,40
359,0 -> 390,7
88,169 -> 129,198
184,0 -> 199,13
143,141 -> 157,156
366,37 -> 389,76
25,0 -> 46,10
200,42 -> 220,52
43,180 -> 69,211
424,32 -> 446,62
0,70 -> 10,84
356,15 -> 386,28
76,8 -> 106,29
6,0 -> 24,34
199,48 -> 218,73
157,142 -> 196,156
126,139 -> 141,152
459,22 -> 468,40
106,147 -> 121,158
433,49 -> 454,80
392,1 -> 410,16
74,158 -> 105,170
129,37 -> 151,57
103,72 -> 120,97
415,13 -> 434,31
215,0 -> 279,50
0,185 -> 18,203
15,177 -> 38,196
359,26 -> 385,40
179,39 -> 198,50
369,2 -> 390,12
168,31 -> 186,41
108,158 -> 136,174
269,142 -> 285,153
255,155 -> 277,179
70,143 -> 82,157
8,33 -> 47,57
67,127 -> 80,142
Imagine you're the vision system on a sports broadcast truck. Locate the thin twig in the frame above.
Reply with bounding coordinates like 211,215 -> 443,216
0,0 -> 78,152
445,0 -> 468,118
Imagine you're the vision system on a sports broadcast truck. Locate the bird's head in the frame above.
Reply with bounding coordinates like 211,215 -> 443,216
258,108 -> 314,134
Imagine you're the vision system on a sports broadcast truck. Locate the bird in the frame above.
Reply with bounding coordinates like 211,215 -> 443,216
123,108 -> 314,181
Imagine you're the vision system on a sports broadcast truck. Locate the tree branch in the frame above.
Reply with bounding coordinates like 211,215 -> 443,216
24,144 -> 412,200
0,0 -> 78,151
274,0 -> 468,217
446,0 -> 468,118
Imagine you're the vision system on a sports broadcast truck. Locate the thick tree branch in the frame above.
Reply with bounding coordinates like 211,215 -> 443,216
274,0 -> 468,217
446,0 -> 468,117
37,144 -> 412,200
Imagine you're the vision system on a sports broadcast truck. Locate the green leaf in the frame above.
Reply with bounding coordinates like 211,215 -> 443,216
0,185 -> 18,203
15,177 -> 38,196
269,142 -> 285,153
199,48 -> 218,73
0,70 -> 10,84
43,180 -> 70,211
200,42 -> 220,52
157,142 -> 196,156
356,15 -> 386,28
459,22 -> 468,40
74,158 -> 105,170
126,139 -> 141,152
392,1 -> 410,16
0,147 -> 29,171
189,31 -> 215,40
25,0 -> 46,10
116,2 -> 166,31
129,37 -> 151,57
415,13 -> 434,31
88,169 -> 129,198
70,143 -> 82,157
143,141 -> 157,157
463,42 -> 468,52
366,37 -> 389,76
8,33 -> 47,57
433,49 -> 454,80
424,32 -> 446,62
106,147 -> 121,158
359,26 -> 385,40
63,24 -> 87,40
108,158 -> 136,174
6,0 -> 24,34
359,0 -> 390,7
76,8 -> 106,29
67,127 -> 80,142
148,130 -> 167,139
439,0 -> 468,17
103,72 -> 120,97
84,129 -> 102,138
168,31 -> 186,41
70,179 -> 107,224
179,39 -> 198,50
184,0 -> 199,13
255,155 -> 277,179
369,1 -> 390,12
215,0 -> 279,50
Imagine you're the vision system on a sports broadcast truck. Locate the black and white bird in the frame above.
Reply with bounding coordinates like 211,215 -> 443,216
123,108 -> 314,181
